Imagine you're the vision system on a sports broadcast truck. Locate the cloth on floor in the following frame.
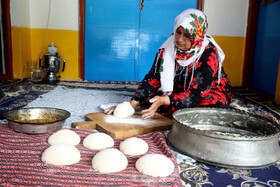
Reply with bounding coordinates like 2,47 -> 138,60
26,86 -> 134,128
0,124 -> 182,186
1,83 -> 280,186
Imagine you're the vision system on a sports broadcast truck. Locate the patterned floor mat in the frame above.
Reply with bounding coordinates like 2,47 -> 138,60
0,79 -> 279,186
0,79 -> 24,88
233,86 -> 280,117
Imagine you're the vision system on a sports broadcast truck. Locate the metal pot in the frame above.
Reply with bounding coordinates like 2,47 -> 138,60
167,107 -> 280,168
3,107 -> 71,134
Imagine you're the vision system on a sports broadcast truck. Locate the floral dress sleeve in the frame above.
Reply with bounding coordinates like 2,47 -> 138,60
168,45 -> 230,111
132,50 -> 163,103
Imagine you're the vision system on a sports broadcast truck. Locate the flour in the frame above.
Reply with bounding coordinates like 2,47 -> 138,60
104,115 -> 158,125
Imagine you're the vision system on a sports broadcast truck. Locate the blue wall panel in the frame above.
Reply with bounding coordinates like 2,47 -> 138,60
252,1 -> 280,95
85,0 -> 139,81
85,0 -> 197,82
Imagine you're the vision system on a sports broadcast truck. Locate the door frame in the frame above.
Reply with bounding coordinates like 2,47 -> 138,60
78,0 -> 203,80
0,0 -> 13,80
242,0 -> 276,100
243,0 -> 259,88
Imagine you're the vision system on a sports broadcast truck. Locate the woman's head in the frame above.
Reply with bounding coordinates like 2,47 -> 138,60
159,9 -> 224,95
175,26 -> 192,51
174,9 -> 208,51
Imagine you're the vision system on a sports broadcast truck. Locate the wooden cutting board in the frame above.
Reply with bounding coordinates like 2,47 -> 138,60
71,112 -> 173,138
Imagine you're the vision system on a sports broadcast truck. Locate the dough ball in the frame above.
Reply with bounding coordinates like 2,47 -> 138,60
136,154 -> 175,177
120,137 -> 149,156
41,144 -> 81,166
48,129 -> 80,146
113,101 -> 135,118
83,133 -> 114,150
92,148 -> 128,173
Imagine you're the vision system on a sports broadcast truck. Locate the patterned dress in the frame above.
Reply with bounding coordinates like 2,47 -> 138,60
132,42 -> 233,118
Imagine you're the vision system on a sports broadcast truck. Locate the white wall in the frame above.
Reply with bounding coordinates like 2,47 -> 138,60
10,0 -> 31,27
203,0 -> 249,36
11,0 -> 248,34
10,0 -> 78,31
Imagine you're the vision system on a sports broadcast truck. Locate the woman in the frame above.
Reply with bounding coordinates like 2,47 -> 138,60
108,9 -> 233,119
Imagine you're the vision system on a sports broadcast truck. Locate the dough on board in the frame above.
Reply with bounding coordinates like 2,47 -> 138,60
41,143 -> 81,166
48,129 -> 80,146
120,137 -> 149,156
83,133 -> 114,150
92,148 -> 128,173
136,154 -> 175,177
113,101 -> 135,118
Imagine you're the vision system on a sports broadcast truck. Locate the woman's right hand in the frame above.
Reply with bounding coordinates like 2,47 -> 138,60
141,96 -> 170,120
104,100 -> 140,115
104,105 -> 116,115
130,100 -> 141,109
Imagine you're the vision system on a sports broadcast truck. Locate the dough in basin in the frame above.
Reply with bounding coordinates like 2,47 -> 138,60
92,148 -> 128,173
41,144 -> 81,166
136,154 -> 175,177
83,132 -> 114,150
120,137 -> 149,156
113,101 -> 135,118
48,129 -> 80,146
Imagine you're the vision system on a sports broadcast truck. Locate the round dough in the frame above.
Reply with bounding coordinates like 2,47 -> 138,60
83,133 -> 114,150
48,129 -> 80,146
120,137 -> 149,156
41,144 -> 81,166
136,154 -> 175,177
92,148 -> 128,173
113,101 -> 135,118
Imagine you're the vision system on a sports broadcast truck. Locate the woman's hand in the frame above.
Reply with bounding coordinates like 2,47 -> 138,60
130,100 -> 141,109
104,105 -> 116,115
104,100 -> 140,115
141,96 -> 170,120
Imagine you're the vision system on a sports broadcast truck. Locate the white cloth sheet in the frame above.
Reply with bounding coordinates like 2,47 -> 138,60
26,86 -> 133,128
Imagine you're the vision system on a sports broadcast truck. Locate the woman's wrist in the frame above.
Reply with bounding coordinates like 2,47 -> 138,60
161,96 -> 170,106
130,100 -> 140,109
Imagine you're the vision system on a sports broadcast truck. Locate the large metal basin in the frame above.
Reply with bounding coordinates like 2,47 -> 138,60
3,107 -> 71,134
167,107 -> 280,168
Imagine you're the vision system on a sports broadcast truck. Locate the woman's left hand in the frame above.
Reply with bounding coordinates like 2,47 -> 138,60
141,96 -> 170,120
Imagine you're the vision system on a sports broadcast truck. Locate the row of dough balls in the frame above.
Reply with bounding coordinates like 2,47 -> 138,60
45,129 -> 148,154
41,129 -> 174,177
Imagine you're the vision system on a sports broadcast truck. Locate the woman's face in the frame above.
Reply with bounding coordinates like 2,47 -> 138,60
175,26 -> 192,51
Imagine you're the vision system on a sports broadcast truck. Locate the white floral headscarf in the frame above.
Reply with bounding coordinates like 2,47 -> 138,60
158,9 -> 225,95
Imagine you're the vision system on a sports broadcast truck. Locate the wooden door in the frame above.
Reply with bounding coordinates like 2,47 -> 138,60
84,0 -> 197,82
